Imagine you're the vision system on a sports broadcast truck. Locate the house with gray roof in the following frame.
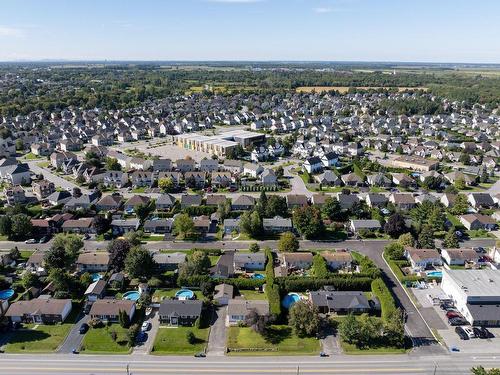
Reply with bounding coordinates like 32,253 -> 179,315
262,216 -> 292,233
308,291 -> 373,315
158,300 -> 202,326
153,252 -> 186,271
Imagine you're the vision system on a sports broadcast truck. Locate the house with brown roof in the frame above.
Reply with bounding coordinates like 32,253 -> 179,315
231,195 -> 256,211
279,252 -> 313,270
76,252 -> 110,272
389,193 -> 416,210
286,194 -> 308,208
404,247 -> 442,269
460,214 -> 497,231
124,195 -> 150,211
95,194 -> 123,212
89,299 -> 136,323
227,300 -> 269,326
441,248 -> 480,266
321,250 -> 353,270
205,194 -> 227,207
61,218 -> 94,234
6,296 -> 72,324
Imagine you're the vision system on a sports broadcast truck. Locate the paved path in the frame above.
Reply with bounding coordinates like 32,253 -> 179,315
134,311 -> 159,355
207,306 -> 227,356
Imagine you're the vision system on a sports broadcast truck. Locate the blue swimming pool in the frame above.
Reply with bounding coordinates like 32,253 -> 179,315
251,274 -> 265,279
91,273 -> 103,282
175,289 -> 195,300
122,291 -> 141,301
0,289 -> 14,300
282,293 -> 300,309
427,271 -> 443,278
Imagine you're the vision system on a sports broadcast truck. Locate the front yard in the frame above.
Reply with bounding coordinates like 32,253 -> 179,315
80,324 -> 131,354
340,340 -> 408,355
3,323 -> 74,353
151,326 -> 209,355
227,325 -> 320,356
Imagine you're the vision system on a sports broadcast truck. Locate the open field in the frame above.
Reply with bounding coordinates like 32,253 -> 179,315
80,324 -> 131,354
151,326 -> 209,355
296,86 -> 429,93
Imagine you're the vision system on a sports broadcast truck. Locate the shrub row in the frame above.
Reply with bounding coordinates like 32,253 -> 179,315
187,248 -> 223,256
371,278 -> 396,322
275,276 -> 373,293
224,278 -> 265,290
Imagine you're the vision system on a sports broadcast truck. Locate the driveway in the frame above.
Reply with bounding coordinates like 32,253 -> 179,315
57,313 -> 89,353
320,323 -> 340,355
133,310 -> 159,354
207,306 -> 227,356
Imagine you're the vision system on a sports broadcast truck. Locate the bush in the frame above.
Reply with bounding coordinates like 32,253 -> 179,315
266,283 -> 281,317
311,254 -> 328,278
223,278 -> 265,290
88,318 -> 104,328
276,276 -> 373,293
187,248 -> 222,256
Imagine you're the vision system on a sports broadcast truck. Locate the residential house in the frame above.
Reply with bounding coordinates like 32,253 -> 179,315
61,218 -> 94,234
211,171 -> 232,187
200,158 -> 219,172
156,194 -> 176,210
153,252 -> 186,271
262,216 -> 293,233
441,248 -> 480,266
4,185 -> 26,205
103,171 -> 128,189
243,163 -> 263,178
89,299 -> 136,323
365,193 -> 388,208
261,169 -> 277,186
341,173 -> 364,187
468,193 -> 495,209
206,194 -> 226,207
111,219 -> 140,235
227,300 -> 269,326
180,194 -> 202,208
279,252 -> 313,270
231,195 -> 256,211
286,194 -> 308,209
321,251 -> 353,271
404,247 -> 442,269
349,219 -> 381,233
176,159 -> 195,173
185,171 -> 206,188
124,195 -> 150,212
144,218 -> 173,234
389,193 -> 416,210
84,280 -> 107,302
130,171 -> 153,188
214,284 -> 234,306
159,300 -> 203,326
223,218 -> 240,234
309,291 -> 372,315
32,180 -> 55,200
233,252 -> 266,271
95,194 -> 123,212
315,170 -> 342,186
304,156 -> 323,174
460,214 -> 498,231
76,252 -> 110,272
321,152 -> 339,168
6,297 -> 72,324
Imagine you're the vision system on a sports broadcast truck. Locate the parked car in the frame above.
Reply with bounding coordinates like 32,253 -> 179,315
24,238 -> 37,244
450,346 -> 460,352
479,327 -> 494,339
79,323 -> 89,334
446,311 -> 462,319
462,326 -> 475,339
39,236 -> 50,243
194,352 -> 206,358
141,321 -> 151,332
455,327 -> 469,340
449,317 -> 467,326
319,352 -> 329,357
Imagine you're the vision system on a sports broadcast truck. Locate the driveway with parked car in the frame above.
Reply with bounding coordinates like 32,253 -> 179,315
57,313 -> 90,354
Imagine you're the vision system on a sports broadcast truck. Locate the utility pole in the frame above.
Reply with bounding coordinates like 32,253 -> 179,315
433,362 -> 438,375
126,364 -> 130,375
296,365 -> 300,375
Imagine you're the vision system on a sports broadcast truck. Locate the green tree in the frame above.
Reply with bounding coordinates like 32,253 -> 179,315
51,233 -> 84,261
277,231 -> 299,252
455,176 -> 466,190
384,242 -> 404,260
459,153 -> 471,165
127,324 -> 140,346
134,202 -> 153,223
178,250 -> 211,279
384,213 -> 407,238
427,206 -> 445,233
0,216 -> 12,237
384,309 -> 405,348
158,177 -> 174,192
118,310 -> 130,328
397,233 -> 415,248
443,228 -> 459,248
293,206 -> 325,239
125,247 -> 157,279
48,268 -> 72,293
107,238 -> 132,271
266,196 -> 288,218
338,314 -> 359,345
22,272 -> 39,289
186,331 -> 196,345
311,254 -> 328,278
288,300 -> 320,337
16,138 -> 24,151
449,194 -> 469,215
256,190 -> 268,217
173,213 -> 196,239
106,157 -> 121,171
249,243 -> 260,253
471,367 -> 500,375
417,225 -> 435,249
10,214 -> 33,240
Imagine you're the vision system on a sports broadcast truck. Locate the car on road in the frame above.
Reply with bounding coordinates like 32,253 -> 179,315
79,323 -> 89,334
450,346 -> 460,352
39,236 -> 50,243
474,327 -> 493,339
24,238 -> 37,244
194,352 -> 206,358
141,321 -> 151,332
462,326 -> 475,339
319,352 -> 329,357
72,348 -> 79,354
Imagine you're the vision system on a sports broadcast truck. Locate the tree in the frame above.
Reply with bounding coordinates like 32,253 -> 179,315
85,151 -> 102,168
338,314 -> 359,345
357,314 -> 382,348
127,324 -> 140,346
108,238 -> 132,271
417,225 -> 435,249
427,206 -> 445,233
443,228 -> 459,248
48,268 -> 72,293
384,242 -> 404,260
277,231 -> 299,252
158,177 -> 174,192
311,254 -> 328,278
10,214 -> 33,240
178,250 -> 211,279
422,176 -> 443,191
266,196 -> 288,218
134,202 -> 153,223
51,233 -> 84,262
384,309 -> 405,348
293,206 -> 325,239
471,367 -> 500,375
249,243 -> 260,253
455,176 -> 466,190
0,216 -> 12,237
44,246 -> 69,270
288,300 -> 320,337
200,280 -> 215,298
459,153 -> 471,165
22,272 -> 38,289
397,233 -> 414,248
173,213 -> 196,239
480,168 -> 489,184
449,194 -> 469,215
118,310 -> 130,328
245,308 -> 267,334
15,138 -> 24,151
125,247 -> 157,279
384,213 -> 407,238
9,247 -> 20,260
322,197 -> 345,221
239,210 -> 263,238
105,157 -> 121,171
93,215 -> 111,235
256,191 -> 268,217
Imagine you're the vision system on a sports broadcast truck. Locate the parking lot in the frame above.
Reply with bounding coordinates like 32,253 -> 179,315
411,284 -> 500,353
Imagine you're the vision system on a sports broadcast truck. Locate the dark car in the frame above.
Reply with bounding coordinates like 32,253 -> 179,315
455,327 -> 469,340
79,323 -> 89,334
480,327 -> 494,338
194,352 -> 206,358
473,327 -> 486,339
449,318 -> 467,326
72,348 -> 79,354
319,352 -> 329,357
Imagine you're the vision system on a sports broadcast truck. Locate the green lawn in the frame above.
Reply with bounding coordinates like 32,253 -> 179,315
466,229 -> 493,238
340,340 -> 408,355
80,324 -> 131,354
131,187 -> 147,193
209,255 -> 220,266
152,289 -> 204,303
227,326 -> 320,356
3,323 -> 74,353
151,327 -> 209,355
3,308 -> 79,353
140,235 -> 165,242
238,290 -> 267,300
446,213 -> 464,229
23,153 -> 42,160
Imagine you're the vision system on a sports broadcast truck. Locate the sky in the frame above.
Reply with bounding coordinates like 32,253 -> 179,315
0,0 -> 499,63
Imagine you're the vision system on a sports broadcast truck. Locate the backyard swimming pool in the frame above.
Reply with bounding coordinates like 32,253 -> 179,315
91,273 -> 103,282
427,271 -> 443,278
282,293 -> 300,309
175,289 -> 195,300
0,289 -> 14,300
122,291 -> 141,301
251,274 -> 265,279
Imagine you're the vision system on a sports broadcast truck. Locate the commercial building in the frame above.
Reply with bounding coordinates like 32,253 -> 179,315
391,155 -> 439,172
441,269 -> 500,326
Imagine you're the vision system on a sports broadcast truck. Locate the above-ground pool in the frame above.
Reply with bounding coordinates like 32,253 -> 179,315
91,273 -> 103,282
427,271 -> 443,278
251,274 -> 265,279
282,293 -> 301,309
0,289 -> 14,300
122,291 -> 141,301
175,289 -> 195,300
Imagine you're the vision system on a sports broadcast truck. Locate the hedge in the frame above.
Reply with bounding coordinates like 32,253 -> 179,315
184,206 -> 217,216
187,248 -> 223,256
275,276 -> 373,293
266,283 -> 281,316
224,278 -> 265,290
311,254 -> 328,278
352,252 -> 382,279
371,278 -> 396,322
177,274 -> 210,287
265,248 -> 275,285
383,252 -> 424,283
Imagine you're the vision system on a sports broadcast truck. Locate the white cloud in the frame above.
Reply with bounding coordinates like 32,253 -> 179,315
313,7 -> 334,13
0,26 -> 23,37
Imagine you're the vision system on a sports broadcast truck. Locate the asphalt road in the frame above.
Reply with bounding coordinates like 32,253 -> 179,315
1,353 -> 500,375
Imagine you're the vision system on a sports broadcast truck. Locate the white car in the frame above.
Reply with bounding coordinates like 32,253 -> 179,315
462,326 -> 475,339
25,239 -> 37,244
141,321 -> 151,332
